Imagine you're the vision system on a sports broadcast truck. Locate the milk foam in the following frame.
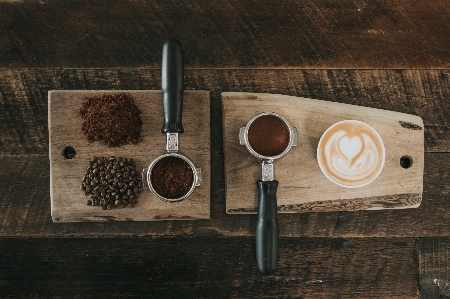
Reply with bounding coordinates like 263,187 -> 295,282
318,121 -> 385,188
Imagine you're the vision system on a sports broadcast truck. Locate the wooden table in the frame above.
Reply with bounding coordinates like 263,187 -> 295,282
1,1 -> 450,297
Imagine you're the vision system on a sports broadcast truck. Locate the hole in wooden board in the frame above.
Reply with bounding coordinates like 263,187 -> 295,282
62,146 -> 76,159
400,155 -> 412,169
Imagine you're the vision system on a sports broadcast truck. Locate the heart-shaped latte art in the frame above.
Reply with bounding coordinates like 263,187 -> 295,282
338,136 -> 362,162
317,120 -> 385,188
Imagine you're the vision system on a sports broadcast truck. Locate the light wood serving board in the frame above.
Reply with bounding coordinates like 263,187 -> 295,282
49,90 -> 210,222
222,92 -> 424,213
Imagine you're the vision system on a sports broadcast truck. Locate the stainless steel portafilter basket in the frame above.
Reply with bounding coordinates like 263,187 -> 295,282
240,112 -> 298,275
142,40 -> 201,202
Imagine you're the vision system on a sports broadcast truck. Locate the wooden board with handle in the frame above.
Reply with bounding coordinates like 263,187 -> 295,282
49,90 -> 210,222
222,92 -> 424,213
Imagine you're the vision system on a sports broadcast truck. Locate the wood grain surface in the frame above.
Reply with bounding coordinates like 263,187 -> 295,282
419,238 -> 450,299
49,90 -> 210,222
222,92 -> 423,213
0,0 -> 450,68
2,69 -> 450,155
1,1 -> 450,296
0,237 -> 419,299
1,152 -> 450,238
1,69 -> 450,238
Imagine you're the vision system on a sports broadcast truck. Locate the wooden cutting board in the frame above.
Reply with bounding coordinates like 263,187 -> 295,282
222,92 -> 424,213
49,90 -> 210,222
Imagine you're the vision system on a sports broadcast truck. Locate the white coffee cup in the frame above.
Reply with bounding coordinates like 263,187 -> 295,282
317,120 -> 385,188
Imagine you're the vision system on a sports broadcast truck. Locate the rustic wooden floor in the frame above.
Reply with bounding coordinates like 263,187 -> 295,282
1,1 -> 450,298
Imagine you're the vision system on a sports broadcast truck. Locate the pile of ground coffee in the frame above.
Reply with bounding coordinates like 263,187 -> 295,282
248,114 -> 290,157
79,93 -> 143,147
81,157 -> 142,209
150,156 -> 194,200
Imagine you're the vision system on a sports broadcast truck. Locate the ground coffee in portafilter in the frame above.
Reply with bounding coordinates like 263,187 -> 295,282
150,156 -> 194,200
79,93 -> 143,147
248,115 -> 290,157
81,157 -> 142,209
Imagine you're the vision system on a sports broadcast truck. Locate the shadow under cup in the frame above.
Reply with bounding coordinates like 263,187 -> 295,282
317,120 -> 386,188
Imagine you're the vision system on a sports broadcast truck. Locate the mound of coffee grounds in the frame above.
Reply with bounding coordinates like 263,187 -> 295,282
150,156 -> 194,200
248,114 -> 290,157
81,156 -> 142,209
80,93 -> 143,147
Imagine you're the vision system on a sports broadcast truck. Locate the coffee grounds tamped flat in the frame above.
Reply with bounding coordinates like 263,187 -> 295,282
240,112 -> 298,274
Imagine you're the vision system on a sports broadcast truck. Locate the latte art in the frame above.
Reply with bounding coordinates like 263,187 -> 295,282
318,120 -> 385,188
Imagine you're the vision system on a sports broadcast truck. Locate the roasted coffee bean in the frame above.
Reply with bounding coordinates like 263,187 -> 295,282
82,156 -> 141,209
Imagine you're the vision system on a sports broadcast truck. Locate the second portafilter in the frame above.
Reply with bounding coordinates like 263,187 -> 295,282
240,112 -> 298,274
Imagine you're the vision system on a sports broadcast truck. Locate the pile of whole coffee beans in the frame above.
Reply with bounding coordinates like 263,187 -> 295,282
81,157 -> 142,209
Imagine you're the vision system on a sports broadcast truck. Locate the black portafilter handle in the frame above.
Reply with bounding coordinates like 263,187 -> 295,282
161,39 -> 184,134
255,180 -> 279,275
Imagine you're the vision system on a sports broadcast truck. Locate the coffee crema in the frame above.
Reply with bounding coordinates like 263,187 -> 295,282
317,120 -> 385,188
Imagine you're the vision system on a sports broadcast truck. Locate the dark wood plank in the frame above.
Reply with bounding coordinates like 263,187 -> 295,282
419,238 -> 450,298
197,151 -> 450,238
2,68 -> 450,237
1,152 -> 450,238
0,155 -> 194,237
0,1 -> 450,68
0,237 -> 418,298
1,69 -> 450,155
